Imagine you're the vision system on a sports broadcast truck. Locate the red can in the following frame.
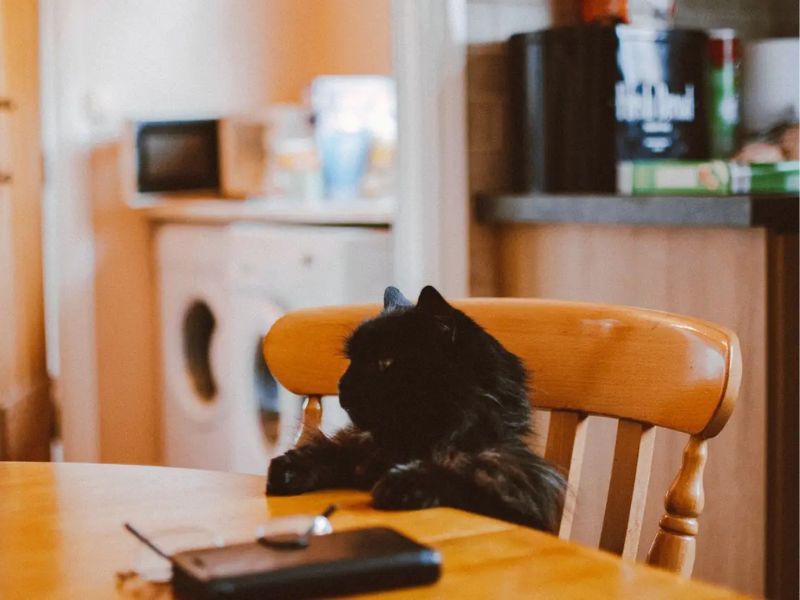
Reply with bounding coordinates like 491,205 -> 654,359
581,0 -> 628,24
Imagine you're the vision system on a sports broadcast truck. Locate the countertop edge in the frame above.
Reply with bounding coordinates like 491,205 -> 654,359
128,195 -> 396,227
476,193 -> 799,233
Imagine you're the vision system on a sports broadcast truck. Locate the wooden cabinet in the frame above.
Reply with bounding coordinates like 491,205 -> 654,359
473,207 -> 797,598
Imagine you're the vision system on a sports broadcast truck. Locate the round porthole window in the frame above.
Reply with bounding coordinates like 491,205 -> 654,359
254,338 -> 280,445
182,300 -> 217,402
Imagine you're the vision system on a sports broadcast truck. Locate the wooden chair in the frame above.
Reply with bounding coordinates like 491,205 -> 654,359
263,298 -> 741,577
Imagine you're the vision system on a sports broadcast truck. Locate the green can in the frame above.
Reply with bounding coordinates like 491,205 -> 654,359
708,29 -> 741,158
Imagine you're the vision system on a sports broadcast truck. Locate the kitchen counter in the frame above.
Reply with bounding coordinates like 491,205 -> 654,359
473,191 -> 797,597
129,194 -> 395,226
477,193 -> 798,232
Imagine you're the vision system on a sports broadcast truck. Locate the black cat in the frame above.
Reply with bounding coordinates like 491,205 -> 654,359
266,285 -> 565,531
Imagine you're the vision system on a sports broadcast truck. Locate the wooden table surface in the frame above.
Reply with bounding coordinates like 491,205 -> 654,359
0,462 -> 747,599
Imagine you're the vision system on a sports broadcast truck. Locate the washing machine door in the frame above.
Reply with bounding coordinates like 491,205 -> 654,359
161,288 -> 236,471
172,295 -> 231,425
183,300 -> 219,405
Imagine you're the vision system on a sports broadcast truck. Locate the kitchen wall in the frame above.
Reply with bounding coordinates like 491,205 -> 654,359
44,0 -> 391,463
467,0 -> 573,297
248,0 -> 392,103
677,0 -> 799,39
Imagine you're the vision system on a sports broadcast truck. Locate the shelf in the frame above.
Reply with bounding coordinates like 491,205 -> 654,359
129,195 -> 396,226
476,193 -> 798,232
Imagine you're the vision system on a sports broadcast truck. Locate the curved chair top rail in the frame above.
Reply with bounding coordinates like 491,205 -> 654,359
263,298 -> 741,438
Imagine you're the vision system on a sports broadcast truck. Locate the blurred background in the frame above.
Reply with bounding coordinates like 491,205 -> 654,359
0,0 -> 797,597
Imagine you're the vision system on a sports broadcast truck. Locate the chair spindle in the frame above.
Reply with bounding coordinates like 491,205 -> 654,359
646,435 -> 707,575
599,419 -> 656,559
296,395 -> 323,445
545,411 -> 588,539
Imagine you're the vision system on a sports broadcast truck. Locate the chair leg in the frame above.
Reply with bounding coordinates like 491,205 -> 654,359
646,435 -> 707,576
295,395 -> 323,446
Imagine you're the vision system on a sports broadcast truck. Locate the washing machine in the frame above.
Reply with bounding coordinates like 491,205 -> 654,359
155,224 -> 234,471
227,223 -> 394,474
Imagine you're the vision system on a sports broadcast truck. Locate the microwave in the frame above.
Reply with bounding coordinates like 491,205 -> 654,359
129,116 -> 269,198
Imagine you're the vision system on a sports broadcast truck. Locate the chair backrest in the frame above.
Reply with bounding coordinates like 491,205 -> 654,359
263,298 -> 741,576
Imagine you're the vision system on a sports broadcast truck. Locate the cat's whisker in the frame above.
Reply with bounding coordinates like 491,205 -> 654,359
480,392 -> 504,409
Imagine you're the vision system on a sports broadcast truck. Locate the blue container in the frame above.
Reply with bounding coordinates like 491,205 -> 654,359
318,129 -> 371,200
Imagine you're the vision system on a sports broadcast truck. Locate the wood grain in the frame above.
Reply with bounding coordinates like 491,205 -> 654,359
0,462 -> 748,600
766,231 -> 799,600
467,42 -> 510,296
0,381 -> 51,460
647,436 -> 708,576
544,410 -> 588,539
296,395 -> 323,446
496,223 -> 768,596
265,295 -> 739,577
265,299 -> 739,436
0,0 -> 50,459
599,420 -> 655,560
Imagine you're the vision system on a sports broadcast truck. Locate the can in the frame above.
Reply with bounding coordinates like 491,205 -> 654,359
581,0 -> 628,24
509,26 -> 710,193
708,29 -> 741,158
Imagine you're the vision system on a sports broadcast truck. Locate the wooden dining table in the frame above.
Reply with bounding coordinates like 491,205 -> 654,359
0,462 -> 746,599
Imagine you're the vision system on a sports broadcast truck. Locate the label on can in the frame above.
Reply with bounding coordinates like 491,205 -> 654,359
708,29 -> 741,158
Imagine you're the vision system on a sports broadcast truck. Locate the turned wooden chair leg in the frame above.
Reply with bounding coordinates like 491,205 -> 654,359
647,435 -> 707,576
295,395 -> 323,446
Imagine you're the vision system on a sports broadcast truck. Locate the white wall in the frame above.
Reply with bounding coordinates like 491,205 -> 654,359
43,0 -> 280,463
42,0 -> 391,463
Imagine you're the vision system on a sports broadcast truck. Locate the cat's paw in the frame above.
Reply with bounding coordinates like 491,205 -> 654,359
371,461 -> 443,510
266,451 -> 319,496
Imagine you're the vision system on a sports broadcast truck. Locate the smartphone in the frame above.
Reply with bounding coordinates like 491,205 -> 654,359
170,526 -> 442,599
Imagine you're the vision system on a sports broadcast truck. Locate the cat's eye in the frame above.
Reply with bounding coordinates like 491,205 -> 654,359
377,358 -> 394,372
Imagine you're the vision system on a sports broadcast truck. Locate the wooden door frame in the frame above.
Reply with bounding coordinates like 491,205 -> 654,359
0,0 -> 52,460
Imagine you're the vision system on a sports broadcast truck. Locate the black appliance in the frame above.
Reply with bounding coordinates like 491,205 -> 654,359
510,25 -> 710,192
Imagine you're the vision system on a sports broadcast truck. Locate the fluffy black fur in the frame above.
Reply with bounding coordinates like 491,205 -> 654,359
266,285 -> 565,531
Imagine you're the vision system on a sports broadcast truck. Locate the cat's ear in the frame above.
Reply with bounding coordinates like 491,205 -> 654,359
417,286 -> 457,342
416,285 -> 453,316
383,286 -> 412,313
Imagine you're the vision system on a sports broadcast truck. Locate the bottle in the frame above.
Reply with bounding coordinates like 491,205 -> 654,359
707,29 -> 741,159
581,0 -> 628,24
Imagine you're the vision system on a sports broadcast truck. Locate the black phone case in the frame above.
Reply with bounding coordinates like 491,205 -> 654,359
170,526 -> 442,599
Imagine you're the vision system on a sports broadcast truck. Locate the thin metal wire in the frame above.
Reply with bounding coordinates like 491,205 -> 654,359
123,522 -> 173,561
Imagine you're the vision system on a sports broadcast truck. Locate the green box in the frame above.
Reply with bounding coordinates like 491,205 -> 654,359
731,161 -> 799,194
617,160 -> 731,195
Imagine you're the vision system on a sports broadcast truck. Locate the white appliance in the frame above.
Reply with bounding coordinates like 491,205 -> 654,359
155,224 -> 234,471
227,223 -> 393,474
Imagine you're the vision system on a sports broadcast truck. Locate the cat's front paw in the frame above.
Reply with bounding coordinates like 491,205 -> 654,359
266,451 -> 319,496
371,461 -> 443,510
